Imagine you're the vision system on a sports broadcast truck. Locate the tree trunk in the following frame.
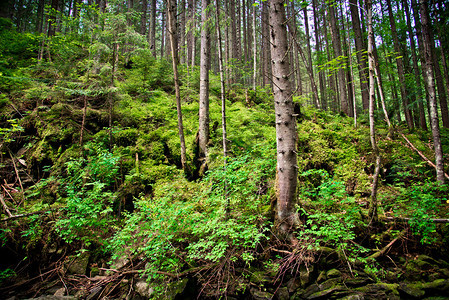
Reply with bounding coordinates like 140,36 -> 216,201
367,0 -> 380,224
419,0 -> 445,184
328,0 -> 349,115
269,0 -> 299,235
167,0 -> 188,171
261,1 -> 271,86
349,0 -> 369,111
179,0 -> 186,64
150,0 -> 157,57
141,0 -> 148,35
386,0 -> 413,129
312,0 -> 326,109
198,0 -> 211,174
403,0 -> 427,130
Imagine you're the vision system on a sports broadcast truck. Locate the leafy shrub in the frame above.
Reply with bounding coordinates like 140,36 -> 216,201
55,142 -> 120,247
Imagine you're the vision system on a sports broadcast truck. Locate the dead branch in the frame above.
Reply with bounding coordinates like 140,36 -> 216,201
366,229 -> 407,261
382,216 -> 449,223
8,150 -> 26,205
0,194 -> 13,217
400,132 -> 449,180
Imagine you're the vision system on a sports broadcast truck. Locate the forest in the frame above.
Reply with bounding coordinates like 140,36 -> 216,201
0,0 -> 448,299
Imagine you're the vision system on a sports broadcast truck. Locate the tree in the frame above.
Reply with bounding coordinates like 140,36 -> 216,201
349,0 -> 369,111
419,0 -> 445,184
269,0 -> 299,235
366,0 -> 380,224
328,0 -> 349,115
386,0 -> 414,129
198,0 -> 211,175
167,0 -> 188,171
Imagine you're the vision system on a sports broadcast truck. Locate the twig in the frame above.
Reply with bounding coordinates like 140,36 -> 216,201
0,194 -> 13,217
0,209 -> 56,222
8,150 -> 26,205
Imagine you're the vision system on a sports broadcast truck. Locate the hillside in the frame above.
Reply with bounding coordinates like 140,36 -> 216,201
1,17 -> 449,299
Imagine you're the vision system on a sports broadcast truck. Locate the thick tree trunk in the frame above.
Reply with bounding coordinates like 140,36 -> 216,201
198,0 -> 211,174
269,0 -> 299,235
167,0 -> 188,171
419,0 -> 445,184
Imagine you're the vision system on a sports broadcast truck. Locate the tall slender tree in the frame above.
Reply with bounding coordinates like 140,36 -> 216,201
167,0 -> 188,171
419,0 -> 445,184
198,0 -> 211,174
269,0 -> 299,235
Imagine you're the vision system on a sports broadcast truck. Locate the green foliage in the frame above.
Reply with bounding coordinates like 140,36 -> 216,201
55,142 -> 120,247
109,150 -> 274,287
0,268 -> 16,283
401,181 -> 448,244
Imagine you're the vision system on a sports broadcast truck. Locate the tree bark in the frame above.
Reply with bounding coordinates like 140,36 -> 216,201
312,0 -> 326,109
367,0 -> 380,224
167,0 -> 188,171
349,0 -> 369,111
419,0 -> 445,184
403,0 -> 427,130
269,0 -> 299,235
386,0 -> 414,129
328,0 -> 349,115
198,0 -> 211,174
150,0 -> 157,57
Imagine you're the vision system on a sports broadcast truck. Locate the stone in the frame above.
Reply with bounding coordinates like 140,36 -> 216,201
163,278 -> 189,299
53,288 -> 65,296
110,255 -> 129,270
399,282 -> 425,298
300,265 -> 314,287
287,277 -> 302,293
316,270 -> 327,283
66,251 -> 90,275
327,269 -> 342,278
275,287 -> 289,300
250,287 -> 274,300
134,279 -> 154,298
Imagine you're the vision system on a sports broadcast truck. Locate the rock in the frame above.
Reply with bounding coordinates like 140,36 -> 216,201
25,297 -> 76,300
86,286 -> 102,300
275,287 -> 289,300
339,294 -> 365,300
66,251 -> 90,275
53,288 -> 65,296
327,269 -> 342,278
250,287 -> 274,300
110,255 -> 130,270
355,283 -> 399,299
316,270 -> 327,283
399,282 -> 425,298
300,265 -> 314,287
135,279 -> 154,298
287,277 -> 302,293
162,278 -> 189,299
